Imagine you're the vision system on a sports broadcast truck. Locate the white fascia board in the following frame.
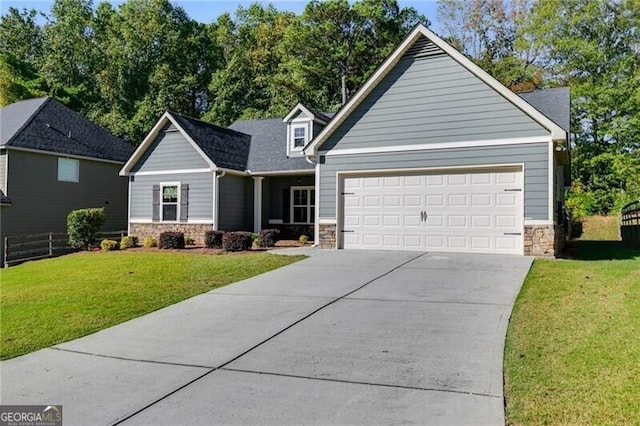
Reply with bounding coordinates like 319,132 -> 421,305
120,112 -> 217,176
418,26 -> 567,141
305,24 -> 567,157
248,169 -> 315,176
167,113 -> 218,170
283,103 -> 328,125
120,112 -> 172,176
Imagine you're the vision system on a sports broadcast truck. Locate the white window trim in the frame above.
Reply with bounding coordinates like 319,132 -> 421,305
160,182 -> 180,223
291,124 -> 309,151
290,186 -> 315,225
58,157 -> 79,183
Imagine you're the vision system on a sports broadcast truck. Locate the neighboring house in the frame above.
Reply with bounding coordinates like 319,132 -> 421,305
122,24 -> 570,256
0,97 -> 134,261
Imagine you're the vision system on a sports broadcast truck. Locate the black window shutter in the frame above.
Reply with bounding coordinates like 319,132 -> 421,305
152,185 -> 160,222
180,184 -> 189,222
283,189 -> 290,223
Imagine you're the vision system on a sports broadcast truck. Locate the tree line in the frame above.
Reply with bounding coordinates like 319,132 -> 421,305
1,0 -> 638,215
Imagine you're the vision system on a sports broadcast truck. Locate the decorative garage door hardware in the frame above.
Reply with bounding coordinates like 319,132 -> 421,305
420,211 -> 428,222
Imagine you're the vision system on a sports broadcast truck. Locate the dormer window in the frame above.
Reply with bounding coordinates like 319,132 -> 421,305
293,126 -> 307,149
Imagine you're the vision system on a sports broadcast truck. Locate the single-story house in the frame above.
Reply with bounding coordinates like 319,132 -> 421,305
0,97 -> 134,261
121,24 -> 570,256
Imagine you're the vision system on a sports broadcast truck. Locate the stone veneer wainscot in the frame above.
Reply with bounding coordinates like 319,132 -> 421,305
130,223 -> 214,246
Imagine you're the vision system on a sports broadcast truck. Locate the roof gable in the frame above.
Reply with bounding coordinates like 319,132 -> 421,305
0,97 -> 133,162
121,112 -> 251,175
305,24 -> 567,156
283,103 -> 330,124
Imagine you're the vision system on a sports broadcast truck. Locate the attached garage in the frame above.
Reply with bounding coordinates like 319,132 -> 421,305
340,167 -> 523,254
305,25 -> 570,257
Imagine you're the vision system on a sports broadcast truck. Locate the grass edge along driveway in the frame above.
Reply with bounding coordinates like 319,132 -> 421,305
504,241 -> 640,425
1,251 -> 305,360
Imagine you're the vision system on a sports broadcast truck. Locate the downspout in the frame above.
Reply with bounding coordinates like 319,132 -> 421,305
305,155 -> 320,247
213,169 -> 226,230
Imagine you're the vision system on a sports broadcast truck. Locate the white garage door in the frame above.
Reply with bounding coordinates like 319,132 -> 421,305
341,168 -> 524,254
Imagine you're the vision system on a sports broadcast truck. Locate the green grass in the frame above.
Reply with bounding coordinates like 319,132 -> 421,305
0,251 -> 304,360
504,241 -> 640,425
579,215 -> 620,240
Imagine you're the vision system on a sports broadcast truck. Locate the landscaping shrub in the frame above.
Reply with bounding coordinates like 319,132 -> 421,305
205,231 -> 224,249
101,239 -> 119,251
185,236 -> 195,246
67,208 -> 106,249
120,236 -> 138,250
259,229 -> 280,248
143,236 -> 157,248
159,232 -> 185,249
299,235 -> 309,245
222,231 -> 253,251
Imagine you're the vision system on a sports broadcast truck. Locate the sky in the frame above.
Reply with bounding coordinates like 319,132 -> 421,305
0,0 -> 442,31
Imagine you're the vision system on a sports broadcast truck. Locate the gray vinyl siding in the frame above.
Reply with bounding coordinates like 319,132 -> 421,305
0,150 -> 6,192
0,150 -> 128,238
132,130 -> 209,172
129,173 -> 214,220
321,37 -> 548,152
319,143 -> 549,221
218,174 -> 252,231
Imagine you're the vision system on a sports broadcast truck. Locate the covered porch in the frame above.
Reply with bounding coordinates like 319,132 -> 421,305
252,172 -> 315,240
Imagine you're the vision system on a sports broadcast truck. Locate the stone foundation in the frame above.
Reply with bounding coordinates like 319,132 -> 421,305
319,223 -> 337,249
524,224 -> 565,257
129,223 -> 214,246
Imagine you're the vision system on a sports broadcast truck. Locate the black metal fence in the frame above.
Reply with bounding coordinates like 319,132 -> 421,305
621,201 -> 640,248
3,231 -> 127,267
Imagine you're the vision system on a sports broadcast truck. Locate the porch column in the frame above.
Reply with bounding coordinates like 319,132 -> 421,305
253,176 -> 263,232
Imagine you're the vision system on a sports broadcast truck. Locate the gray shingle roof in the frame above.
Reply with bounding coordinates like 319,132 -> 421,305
518,87 -> 570,133
228,118 -> 314,173
170,112 -> 251,171
1,97 -> 134,162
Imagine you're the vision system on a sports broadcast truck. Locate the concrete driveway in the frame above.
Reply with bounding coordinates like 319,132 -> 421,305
1,250 -> 532,425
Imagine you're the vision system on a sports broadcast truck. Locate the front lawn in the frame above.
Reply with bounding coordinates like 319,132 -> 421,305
504,241 -> 640,424
0,251 -> 305,360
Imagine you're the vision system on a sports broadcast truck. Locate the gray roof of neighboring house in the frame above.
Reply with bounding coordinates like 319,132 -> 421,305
170,112 -> 251,171
228,118 -> 315,172
518,87 -> 570,133
0,97 -> 134,162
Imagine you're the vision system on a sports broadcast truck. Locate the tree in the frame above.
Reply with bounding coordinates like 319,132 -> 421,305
204,4 -> 297,126
437,0 -> 545,91
283,0 -> 426,111
528,0 -> 640,214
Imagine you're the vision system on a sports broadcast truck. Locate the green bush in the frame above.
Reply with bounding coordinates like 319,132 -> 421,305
204,231 -> 224,249
159,232 -> 185,249
120,236 -> 138,250
143,236 -> 157,248
67,208 -> 106,249
185,236 -> 195,246
259,229 -> 280,247
222,231 -> 253,251
100,239 -> 119,251
299,235 -> 309,245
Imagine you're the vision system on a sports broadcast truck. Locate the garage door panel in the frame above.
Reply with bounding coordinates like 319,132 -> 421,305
342,169 -> 523,254
447,194 -> 468,207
